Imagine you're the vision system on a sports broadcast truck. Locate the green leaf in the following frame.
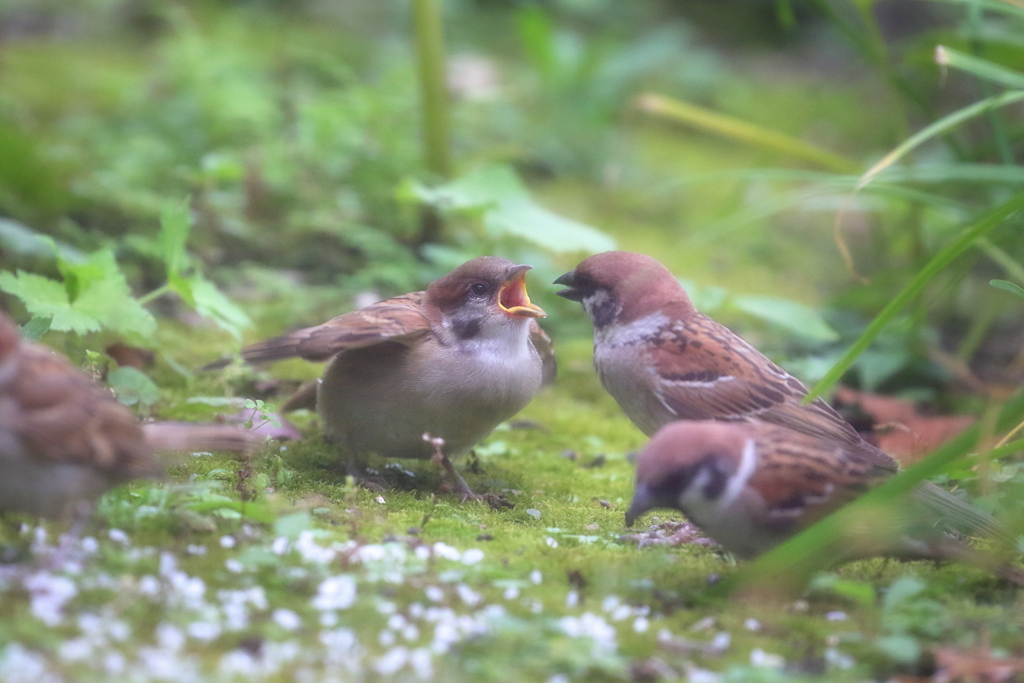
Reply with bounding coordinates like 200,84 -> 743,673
186,274 -> 252,340
809,574 -> 876,609
731,295 -> 839,342
991,279 -> 1024,299
107,366 -> 160,407
1,251 -> 156,338
20,316 -> 52,341
875,634 -> 921,664
410,165 -> 615,253
158,199 -> 192,280
68,251 -> 156,338
0,270 -> 100,333
274,511 -> 312,540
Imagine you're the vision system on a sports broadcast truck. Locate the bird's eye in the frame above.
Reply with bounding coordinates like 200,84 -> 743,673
469,283 -> 489,298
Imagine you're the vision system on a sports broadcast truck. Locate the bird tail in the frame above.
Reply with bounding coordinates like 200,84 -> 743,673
143,422 -> 261,454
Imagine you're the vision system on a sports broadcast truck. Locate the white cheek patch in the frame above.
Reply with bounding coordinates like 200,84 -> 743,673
717,437 -> 757,511
594,310 -> 667,347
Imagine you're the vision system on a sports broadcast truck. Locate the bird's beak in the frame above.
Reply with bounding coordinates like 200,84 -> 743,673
624,484 -> 654,528
553,271 -> 582,302
499,265 -> 546,319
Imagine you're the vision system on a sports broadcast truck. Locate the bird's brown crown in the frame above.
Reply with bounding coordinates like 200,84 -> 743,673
571,251 -> 695,324
635,420 -> 749,490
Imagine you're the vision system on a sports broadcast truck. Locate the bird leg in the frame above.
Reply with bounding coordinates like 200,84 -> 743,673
423,433 -> 477,501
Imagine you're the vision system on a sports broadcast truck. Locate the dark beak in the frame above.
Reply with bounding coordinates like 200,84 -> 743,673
553,271 -> 582,302
624,484 -> 655,528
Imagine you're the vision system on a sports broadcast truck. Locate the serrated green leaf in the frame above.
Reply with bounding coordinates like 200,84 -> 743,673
159,199 -> 192,280
0,270 -> 100,333
20,316 -> 52,341
71,252 -> 156,337
108,366 -> 160,407
991,279 -> 1024,299
187,274 -> 252,340
731,295 -> 839,342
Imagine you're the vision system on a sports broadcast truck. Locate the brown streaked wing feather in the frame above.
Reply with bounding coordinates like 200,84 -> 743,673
649,314 -> 897,467
242,292 -> 432,364
529,320 -> 557,386
749,431 -> 890,529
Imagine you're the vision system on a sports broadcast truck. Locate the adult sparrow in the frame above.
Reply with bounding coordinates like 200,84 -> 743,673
554,251 -> 878,450
625,420 -> 1019,580
555,251 -> 1010,539
232,256 -> 554,497
0,311 -> 257,520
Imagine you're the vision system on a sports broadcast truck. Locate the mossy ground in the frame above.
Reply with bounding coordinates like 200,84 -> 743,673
0,329 -> 1021,683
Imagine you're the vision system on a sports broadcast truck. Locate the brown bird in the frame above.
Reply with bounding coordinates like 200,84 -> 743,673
231,256 -> 555,498
625,420 -> 1020,580
555,250 -> 1009,540
0,311 -> 257,520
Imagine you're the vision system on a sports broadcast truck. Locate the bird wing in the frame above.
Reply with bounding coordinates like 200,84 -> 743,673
747,431 -> 891,532
647,313 -> 898,471
750,427 -> 1013,547
529,320 -> 557,386
241,292 -> 432,364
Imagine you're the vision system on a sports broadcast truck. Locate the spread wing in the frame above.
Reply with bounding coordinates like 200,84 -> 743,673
647,313 -> 898,471
241,292 -> 432,364
529,320 -> 557,386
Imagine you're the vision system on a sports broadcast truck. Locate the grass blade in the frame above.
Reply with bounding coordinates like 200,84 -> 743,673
807,192 -> 1024,403
935,45 -> 1024,89
634,92 -> 859,174
856,90 -> 1024,190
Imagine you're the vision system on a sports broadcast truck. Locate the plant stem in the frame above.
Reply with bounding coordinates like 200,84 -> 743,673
412,0 -> 452,180
137,284 -> 171,306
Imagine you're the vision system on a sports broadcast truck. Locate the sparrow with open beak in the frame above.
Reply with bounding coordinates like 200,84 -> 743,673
555,251 -> 1010,540
0,311 -> 257,520
233,256 -> 555,498
625,421 -> 1020,581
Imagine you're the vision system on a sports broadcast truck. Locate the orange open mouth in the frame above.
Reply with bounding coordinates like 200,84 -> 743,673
499,269 -> 546,319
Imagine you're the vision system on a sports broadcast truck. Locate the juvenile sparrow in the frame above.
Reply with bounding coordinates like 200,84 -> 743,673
0,311 -> 257,520
625,421 -> 1019,579
232,256 -> 554,497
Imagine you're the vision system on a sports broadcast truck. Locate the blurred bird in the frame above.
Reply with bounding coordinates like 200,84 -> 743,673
555,251 -> 1010,540
225,256 -> 555,498
0,311 -> 257,520
625,420 -> 1021,581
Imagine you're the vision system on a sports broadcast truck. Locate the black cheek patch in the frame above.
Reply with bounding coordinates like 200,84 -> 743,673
452,316 -> 482,340
589,295 -> 618,329
699,454 -> 729,499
